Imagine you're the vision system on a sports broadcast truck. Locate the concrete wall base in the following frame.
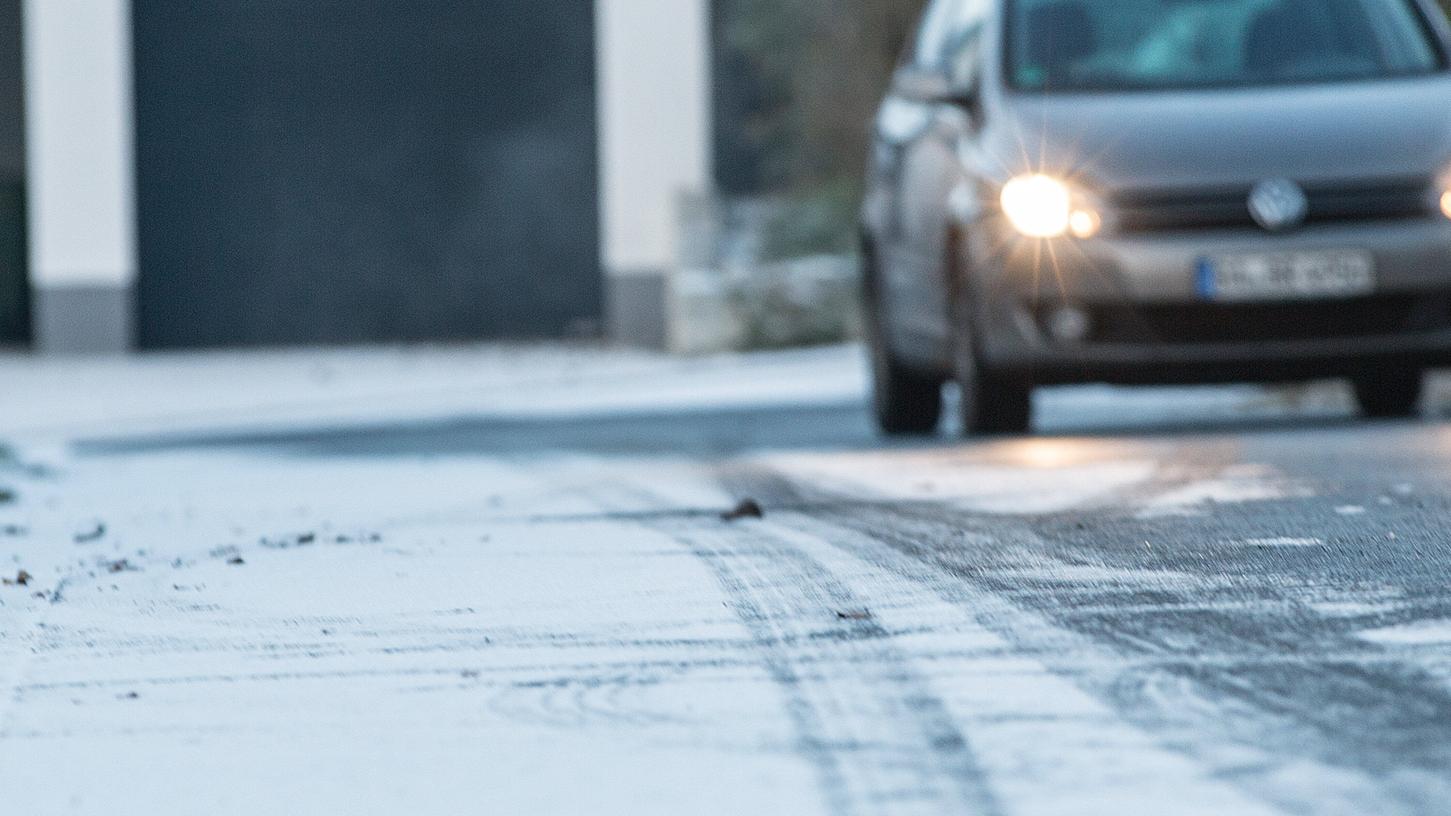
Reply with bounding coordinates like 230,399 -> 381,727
33,284 -> 133,354
606,271 -> 668,350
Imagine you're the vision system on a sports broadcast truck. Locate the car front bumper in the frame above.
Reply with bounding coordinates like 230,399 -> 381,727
967,215 -> 1451,384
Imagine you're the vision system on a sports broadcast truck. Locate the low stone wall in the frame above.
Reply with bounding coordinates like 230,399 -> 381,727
670,254 -> 860,354
666,194 -> 861,355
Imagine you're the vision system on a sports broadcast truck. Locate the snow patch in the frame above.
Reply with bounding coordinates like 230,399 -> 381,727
1138,465 -> 1309,518
1307,601 -> 1399,618
764,446 -> 1157,514
1238,537 -> 1324,548
923,457 -> 1158,514
0,344 -> 868,445
1359,620 -> 1451,647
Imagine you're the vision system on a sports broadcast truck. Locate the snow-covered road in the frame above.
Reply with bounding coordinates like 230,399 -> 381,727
3,345 -> 1451,814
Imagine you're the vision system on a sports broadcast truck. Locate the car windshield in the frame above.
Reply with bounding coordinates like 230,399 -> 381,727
1007,0 -> 1444,92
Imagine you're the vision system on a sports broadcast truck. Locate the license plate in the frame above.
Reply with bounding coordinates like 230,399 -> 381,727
1196,250 -> 1375,302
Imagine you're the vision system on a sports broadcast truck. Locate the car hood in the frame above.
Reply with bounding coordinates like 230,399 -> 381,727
993,77 -> 1451,193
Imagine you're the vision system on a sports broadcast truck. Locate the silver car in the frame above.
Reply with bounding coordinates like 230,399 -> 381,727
862,0 -> 1451,435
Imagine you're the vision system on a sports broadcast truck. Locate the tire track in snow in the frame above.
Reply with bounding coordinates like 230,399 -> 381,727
0,594 -> 64,746
596,481 -> 1004,816
0,602 -> 35,738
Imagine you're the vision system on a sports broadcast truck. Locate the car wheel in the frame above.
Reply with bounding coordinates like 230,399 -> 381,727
864,245 -> 943,436
950,260 -> 1032,437
1352,368 -> 1423,419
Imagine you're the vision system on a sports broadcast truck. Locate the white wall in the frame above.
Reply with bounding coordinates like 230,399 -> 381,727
22,0 -> 136,288
595,0 -> 713,276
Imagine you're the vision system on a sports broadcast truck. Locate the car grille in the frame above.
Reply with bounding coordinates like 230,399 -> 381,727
1082,292 -> 1451,346
1110,178 -> 1433,234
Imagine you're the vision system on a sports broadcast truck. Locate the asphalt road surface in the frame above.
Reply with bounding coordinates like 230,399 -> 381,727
2,345 -> 1450,815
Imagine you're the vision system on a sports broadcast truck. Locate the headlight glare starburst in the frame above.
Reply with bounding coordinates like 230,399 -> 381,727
1000,174 -> 1101,239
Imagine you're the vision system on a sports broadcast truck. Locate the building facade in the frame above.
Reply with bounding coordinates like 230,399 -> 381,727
6,0 -> 711,353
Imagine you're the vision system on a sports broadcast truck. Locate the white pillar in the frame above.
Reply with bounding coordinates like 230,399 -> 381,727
23,0 -> 136,353
595,0 -> 712,348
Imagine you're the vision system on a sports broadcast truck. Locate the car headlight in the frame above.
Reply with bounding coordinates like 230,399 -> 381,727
1000,174 -> 1101,239
1438,167 -> 1451,221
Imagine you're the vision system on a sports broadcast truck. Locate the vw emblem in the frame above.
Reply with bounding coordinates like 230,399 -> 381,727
1248,178 -> 1308,232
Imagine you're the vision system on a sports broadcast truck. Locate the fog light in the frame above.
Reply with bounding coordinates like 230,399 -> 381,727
1046,305 -> 1091,343
1441,189 -> 1451,221
1069,208 -> 1102,239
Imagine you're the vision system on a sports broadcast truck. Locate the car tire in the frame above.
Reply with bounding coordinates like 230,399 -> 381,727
950,253 -> 1033,437
1352,369 -> 1424,419
864,245 -> 943,436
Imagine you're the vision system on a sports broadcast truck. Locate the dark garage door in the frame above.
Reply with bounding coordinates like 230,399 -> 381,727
0,0 -> 26,347
133,0 -> 600,348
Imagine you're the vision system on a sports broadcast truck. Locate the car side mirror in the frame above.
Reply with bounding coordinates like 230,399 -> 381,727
893,67 -> 979,112
940,81 -> 980,111
941,64 -> 983,112
891,68 -> 952,103
943,27 -> 988,112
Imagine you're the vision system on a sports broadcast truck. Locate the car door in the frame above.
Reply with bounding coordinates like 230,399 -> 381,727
876,0 -> 991,365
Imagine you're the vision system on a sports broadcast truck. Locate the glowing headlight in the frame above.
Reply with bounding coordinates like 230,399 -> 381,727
1000,175 -> 1101,239
1001,175 -> 1070,238
1439,169 -> 1451,221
